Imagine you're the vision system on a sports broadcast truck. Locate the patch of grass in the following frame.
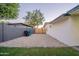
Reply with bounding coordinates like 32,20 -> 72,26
0,47 -> 79,56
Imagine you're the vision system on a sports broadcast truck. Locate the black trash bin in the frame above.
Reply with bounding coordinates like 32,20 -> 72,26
24,27 -> 33,36
24,30 -> 29,36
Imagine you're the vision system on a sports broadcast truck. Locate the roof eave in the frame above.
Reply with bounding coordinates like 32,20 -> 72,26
7,23 -> 33,27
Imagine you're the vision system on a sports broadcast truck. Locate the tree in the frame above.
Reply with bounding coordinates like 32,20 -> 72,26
24,9 -> 45,28
0,3 -> 19,41
0,3 -> 19,19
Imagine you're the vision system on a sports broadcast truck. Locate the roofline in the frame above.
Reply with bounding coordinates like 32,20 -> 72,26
44,5 -> 79,27
7,23 -> 33,27
49,13 -> 71,23
43,13 -> 70,27
43,22 -> 50,28
49,14 -> 64,24
67,5 -> 79,14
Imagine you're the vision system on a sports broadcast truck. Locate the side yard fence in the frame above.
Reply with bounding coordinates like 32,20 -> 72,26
0,23 -> 33,42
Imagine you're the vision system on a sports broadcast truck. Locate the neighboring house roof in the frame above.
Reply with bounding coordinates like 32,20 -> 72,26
7,23 -> 32,27
44,5 -> 79,27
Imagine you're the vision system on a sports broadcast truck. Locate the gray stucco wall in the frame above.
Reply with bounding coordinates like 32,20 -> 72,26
0,23 -> 32,42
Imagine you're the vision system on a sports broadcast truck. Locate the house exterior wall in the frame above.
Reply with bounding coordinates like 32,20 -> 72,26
46,16 -> 79,46
44,24 -> 51,32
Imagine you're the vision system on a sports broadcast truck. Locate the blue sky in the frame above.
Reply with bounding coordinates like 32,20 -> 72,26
18,3 -> 78,23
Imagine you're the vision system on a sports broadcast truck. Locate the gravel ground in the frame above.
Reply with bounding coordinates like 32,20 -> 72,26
0,34 -> 67,48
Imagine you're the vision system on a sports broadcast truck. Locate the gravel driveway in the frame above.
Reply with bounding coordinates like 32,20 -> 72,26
0,34 -> 67,48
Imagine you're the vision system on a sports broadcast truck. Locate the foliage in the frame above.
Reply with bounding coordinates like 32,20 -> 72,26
0,3 -> 19,20
24,9 -> 45,27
